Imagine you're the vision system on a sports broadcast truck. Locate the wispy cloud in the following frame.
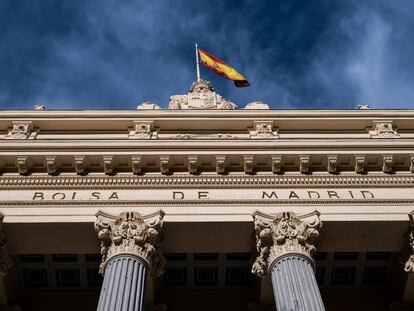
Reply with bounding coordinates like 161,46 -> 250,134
0,0 -> 413,109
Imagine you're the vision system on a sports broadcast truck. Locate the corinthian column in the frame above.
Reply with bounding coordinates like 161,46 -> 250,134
405,214 -> 414,273
252,211 -> 325,311
95,211 -> 165,311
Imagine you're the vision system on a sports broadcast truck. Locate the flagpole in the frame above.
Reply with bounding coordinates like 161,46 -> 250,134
195,43 -> 201,82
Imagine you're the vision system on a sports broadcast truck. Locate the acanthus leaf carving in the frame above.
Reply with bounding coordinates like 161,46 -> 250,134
45,156 -> 57,175
187,156 -> 198,175
131,156 -> 142,175
299,156 -> 310,174
355,155 -> 365,174
243,155 -> 254,175
95,211 -> 165,277
271,155 -> 282,174
327,155 -> 338,174
383,156 -> 393,174
215,155 -> 226,175
16,156 -> 29,175
252,211 -> 322,278
74,156 -> 85,175
102,156 -> 113,175
404,213 -> 414,273
160,156 -> 170,175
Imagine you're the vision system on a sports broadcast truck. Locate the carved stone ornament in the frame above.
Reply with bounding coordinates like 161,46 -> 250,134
45,156 -> 57,175
410,156 -> 414,173
6,121 -> 37,140
169,133 -> 235,140
249,121 -> 278,139
243,155 -> 254,174
271,155 -> 282,174
368,120 -> 400,138
74,156 -> 85,175
299,156 -> 310,174
129,121 -> 158,139
16,156 -> 29,175
95,211 -> 165,277
187,156 -> 198,174
355,155 -> 365,174
383,156 -> 393,173
136,102 -> 161,110
252,211 -> 322,277
404,213 -> 414,273
160,156 -> 170,175
215,155 -> 226,174
102,156 -> 113,175
168,80 -> 237,110
131,156 -> 142,175
327,155 -> 338,174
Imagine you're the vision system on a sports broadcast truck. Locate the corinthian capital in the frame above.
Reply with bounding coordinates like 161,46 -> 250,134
95,211 -> 165,277
252,211 -> 321,277
404,213 -> 414,273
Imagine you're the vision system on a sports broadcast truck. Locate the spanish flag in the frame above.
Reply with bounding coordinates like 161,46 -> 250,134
198,49 -> 249,87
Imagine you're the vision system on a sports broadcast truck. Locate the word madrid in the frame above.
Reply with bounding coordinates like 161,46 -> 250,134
28,189 -> 378,201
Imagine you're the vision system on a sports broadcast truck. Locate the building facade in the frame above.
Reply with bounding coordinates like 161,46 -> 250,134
0,81 -> 413,310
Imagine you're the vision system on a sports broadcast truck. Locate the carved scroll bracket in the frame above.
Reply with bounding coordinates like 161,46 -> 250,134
95,211 -> 165,277
252,211 -> 322,278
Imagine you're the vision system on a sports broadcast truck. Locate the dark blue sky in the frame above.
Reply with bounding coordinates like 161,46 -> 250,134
1,0 -> 414,109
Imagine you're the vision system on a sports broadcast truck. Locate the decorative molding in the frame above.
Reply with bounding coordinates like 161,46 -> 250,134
5,121 -> 37,140
187,156 -> 198,175
249,121 -> 278,139
131,156 -> 142,175
243,155 -> 254,174
355,155 -> 365,174
368,120 -> 400,138
129,121 -> 158,139
299,155 -> 310,174
16,156 -> 29,175
215,155 -> 226,175
102,156 -> 113,175
327,155 -> 338,174
74,156 -> 85,175
271,155 -> 282,174
383,156 -> 393,174
159,156 -> 170,175
95,211 -> 165,277
45,156 -> 57,175
404,213 -> 414,273
252,211 -> 321,277
0,174 -> 414,189
168,133 -> 235,140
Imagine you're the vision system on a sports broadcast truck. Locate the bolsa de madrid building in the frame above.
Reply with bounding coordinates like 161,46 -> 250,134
0,80 -> 413,310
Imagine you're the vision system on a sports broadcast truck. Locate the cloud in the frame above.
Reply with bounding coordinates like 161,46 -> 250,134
0,0 -> 414,109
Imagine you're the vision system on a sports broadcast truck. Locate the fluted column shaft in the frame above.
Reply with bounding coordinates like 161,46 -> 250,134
97,255 -> 147,311
270,255 -> 325,311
